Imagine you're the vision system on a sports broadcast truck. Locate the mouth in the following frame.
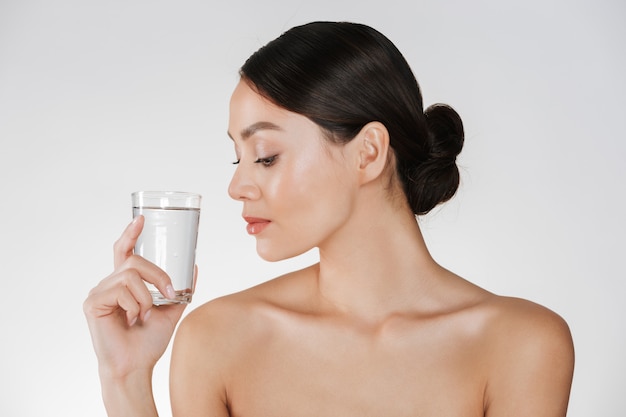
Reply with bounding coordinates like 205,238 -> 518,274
243,216 -> 271,235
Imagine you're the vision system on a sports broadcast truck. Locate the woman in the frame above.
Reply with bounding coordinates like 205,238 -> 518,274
84,21 -> 574,416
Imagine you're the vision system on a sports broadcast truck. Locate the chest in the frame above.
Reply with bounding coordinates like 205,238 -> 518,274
226,316 -> 487,417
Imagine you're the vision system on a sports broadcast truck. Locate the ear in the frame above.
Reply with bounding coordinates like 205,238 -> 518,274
355,121 -> 390,185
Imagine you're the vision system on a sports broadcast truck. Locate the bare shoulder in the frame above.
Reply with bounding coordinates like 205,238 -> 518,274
170,266 -> 315,415
176,263 -> 317,348
481,295 -> 574,357
479,294 -> 568,332
478,295 -> 575,416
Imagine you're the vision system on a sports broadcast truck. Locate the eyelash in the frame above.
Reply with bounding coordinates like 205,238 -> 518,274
256,155 -> 278,167
232,155 -> 278,167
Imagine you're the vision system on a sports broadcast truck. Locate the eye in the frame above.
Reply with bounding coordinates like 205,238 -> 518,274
232,159 -> 240,165
255,155 -> 278,167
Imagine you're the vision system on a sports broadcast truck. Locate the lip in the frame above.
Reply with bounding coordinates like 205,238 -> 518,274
243,216 -> 271,235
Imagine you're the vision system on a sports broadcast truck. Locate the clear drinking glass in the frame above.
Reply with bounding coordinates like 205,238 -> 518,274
132,191 -> 201,305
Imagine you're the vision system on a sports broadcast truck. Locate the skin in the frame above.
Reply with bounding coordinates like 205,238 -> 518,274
84,80 -> 575,417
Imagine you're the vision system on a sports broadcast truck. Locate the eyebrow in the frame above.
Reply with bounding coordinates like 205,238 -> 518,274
227,121 -> 283,141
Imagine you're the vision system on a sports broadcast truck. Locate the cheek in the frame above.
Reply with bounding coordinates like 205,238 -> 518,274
256,158 -> 355,261
267,153 -> 324,202
263,164 -> 304,203
288,159 -> 354,223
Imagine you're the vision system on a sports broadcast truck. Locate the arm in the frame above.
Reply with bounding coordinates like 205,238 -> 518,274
169,302 -> 231,417
484,299 -> 575,417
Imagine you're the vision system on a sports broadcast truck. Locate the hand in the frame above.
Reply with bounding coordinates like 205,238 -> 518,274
83,216 -> 195,379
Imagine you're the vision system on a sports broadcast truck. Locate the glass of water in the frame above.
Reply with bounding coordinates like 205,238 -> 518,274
131,191 -> 201,305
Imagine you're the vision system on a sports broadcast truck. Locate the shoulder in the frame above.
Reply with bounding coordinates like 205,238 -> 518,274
432,280 -> 573,365
176,264 -> 318,349
481,295 -> 574,356
479,295 -> 575,415
170,267 -> 315,413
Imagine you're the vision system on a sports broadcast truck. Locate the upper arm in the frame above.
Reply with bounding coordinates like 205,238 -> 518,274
484,300 -> 575,417
170,303 -> 231,417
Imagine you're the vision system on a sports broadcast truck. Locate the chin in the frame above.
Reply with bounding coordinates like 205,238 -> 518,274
256,243 -> 309,263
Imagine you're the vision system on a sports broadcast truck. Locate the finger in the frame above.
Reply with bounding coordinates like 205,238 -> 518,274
85,268 -> 153,324
116,286 -> 141,326
83,282 -> 137,325
95,255 -> 175,308
96,254 -> 161,291
122,255 -> 176,301
113,215 -> 144,268
122,270 -> 154,321
192,265 -> 198,292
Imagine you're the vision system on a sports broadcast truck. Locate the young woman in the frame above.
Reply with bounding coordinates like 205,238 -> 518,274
84,21 -> 574,416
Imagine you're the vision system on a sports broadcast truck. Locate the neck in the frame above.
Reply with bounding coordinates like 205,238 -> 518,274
315,195 -> 442,322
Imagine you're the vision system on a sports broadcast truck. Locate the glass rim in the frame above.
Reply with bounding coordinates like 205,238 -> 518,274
132,190 -> 202,209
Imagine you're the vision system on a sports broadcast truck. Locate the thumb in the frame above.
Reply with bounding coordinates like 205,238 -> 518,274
113,215 -> 144,268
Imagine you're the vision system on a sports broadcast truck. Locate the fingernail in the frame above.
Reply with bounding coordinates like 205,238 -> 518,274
165,285 -> 176,299
129,316 -> 138,327
143,308 -> 152,322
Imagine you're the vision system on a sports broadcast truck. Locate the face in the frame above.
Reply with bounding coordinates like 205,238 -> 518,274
227,80 -> 359,261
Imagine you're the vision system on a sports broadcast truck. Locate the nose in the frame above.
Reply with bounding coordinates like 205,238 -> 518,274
228,163 -> 261,201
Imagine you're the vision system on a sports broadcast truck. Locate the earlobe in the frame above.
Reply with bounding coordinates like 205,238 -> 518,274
357,121 -> 390,184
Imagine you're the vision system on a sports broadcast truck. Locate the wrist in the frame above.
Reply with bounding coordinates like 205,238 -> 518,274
99,368 -> 158,417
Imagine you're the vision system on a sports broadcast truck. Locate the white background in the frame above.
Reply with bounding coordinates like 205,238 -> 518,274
1,0 -> 624,415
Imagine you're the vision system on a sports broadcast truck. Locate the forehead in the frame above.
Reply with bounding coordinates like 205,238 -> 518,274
228,80 -> 320,141
229,80 -> 273,118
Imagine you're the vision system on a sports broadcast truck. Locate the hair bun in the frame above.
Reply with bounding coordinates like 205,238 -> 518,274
424,103 -> 464,161
404,103 -> 464,215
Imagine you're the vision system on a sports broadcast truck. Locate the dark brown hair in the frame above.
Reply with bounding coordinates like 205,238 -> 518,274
240,21 -> 464,215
